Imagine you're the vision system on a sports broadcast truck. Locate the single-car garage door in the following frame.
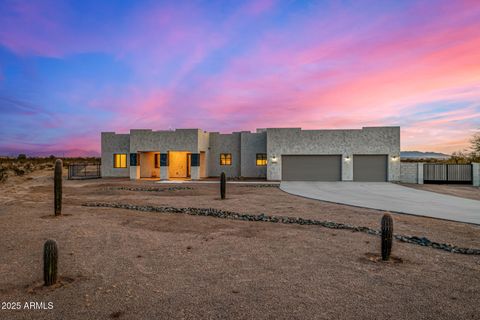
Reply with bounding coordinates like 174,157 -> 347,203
353,155 -> 387,182
282,155 -> 342,181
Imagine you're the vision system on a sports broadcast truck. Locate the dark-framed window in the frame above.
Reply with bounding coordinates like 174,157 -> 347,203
220,153 -> 232,165
113,153 -> 127,168
154,154 -> 160,168
256,153 -> 267,166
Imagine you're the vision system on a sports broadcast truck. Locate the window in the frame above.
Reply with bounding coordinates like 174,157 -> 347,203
220,153 -> 232,165
256,153 -> 267,166
113,154 -> 127,168
154,154 -> 160,168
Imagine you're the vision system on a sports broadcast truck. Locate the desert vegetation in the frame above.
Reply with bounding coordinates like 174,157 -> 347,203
0,156 -> 100,183
43,240 -> 58,287
220,171 -> 226,199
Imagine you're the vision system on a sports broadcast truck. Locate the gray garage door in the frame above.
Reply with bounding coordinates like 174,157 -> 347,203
282,155 -> 342,181
353,155 -> 387,182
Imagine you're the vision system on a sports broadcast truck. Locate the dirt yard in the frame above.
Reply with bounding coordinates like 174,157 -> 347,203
1,169 -> 479,319
398,182 -> 480,201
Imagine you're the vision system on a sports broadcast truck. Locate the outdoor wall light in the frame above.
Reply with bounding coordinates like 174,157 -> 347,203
344,156 -> 350,161
391,156 -> 398,161
271,155 -> 278,163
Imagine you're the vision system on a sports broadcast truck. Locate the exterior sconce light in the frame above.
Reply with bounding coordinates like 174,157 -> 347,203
391,156 -> 398,161
344,156 -> 350,161
271,155 -> 278,163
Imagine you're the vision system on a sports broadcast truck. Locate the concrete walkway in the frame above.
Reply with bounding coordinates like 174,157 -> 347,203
280,181 -> 480,225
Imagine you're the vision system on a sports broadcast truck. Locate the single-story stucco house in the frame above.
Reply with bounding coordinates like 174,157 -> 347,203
101,126 -> 400,181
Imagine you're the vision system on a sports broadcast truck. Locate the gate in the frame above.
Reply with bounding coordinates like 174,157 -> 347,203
423,164 -> 472,184
68,163 -> 101,180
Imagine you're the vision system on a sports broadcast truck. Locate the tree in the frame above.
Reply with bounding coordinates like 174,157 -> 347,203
471,132 -> 480,155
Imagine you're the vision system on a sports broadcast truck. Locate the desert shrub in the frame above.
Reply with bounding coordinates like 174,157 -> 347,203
0,167 -> 8,183
24,162 -> 34,172
17,154 -> 27,160
13,167 -> 25,176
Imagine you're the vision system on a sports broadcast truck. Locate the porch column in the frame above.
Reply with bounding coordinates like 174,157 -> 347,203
342,153 -> 353,181
129,153 -> 140,180
160,153 -> 169,180
190,153 -> 200,180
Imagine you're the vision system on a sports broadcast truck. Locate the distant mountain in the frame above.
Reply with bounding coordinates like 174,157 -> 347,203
401,151 -> 450,159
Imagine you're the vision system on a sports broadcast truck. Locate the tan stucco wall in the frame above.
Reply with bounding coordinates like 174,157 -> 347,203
101,126 -> 400,181
101,132 -> 130,177
240,131 -> 267,178
266,127 -> 400,181
208,132 -> 241,178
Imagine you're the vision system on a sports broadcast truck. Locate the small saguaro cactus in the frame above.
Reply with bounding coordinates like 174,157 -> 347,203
381,213 -> 394,261
54,159 -> 63,216
43,239 -> 58,286
220,172 -> 226,199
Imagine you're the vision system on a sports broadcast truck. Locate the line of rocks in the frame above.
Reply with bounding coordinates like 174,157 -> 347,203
82,202 -> 480,255
106,186 -> 193,192
238,184 -> 279,188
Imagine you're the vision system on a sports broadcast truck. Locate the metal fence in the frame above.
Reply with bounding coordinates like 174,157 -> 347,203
68,163 -> 101,180
423,164 -> 472,184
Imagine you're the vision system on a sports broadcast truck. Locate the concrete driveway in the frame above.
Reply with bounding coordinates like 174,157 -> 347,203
280,181 -> 480,225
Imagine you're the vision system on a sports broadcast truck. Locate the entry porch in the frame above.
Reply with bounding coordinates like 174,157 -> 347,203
129,151 -> 207,180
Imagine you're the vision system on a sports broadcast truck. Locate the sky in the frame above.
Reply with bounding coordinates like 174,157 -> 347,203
0,0 -> 479,156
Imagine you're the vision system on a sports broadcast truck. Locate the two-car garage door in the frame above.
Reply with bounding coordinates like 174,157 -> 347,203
282,155 -> 342,181
353,155 -> 387,182
353,155 -> 388,182
281,154 -> 387,181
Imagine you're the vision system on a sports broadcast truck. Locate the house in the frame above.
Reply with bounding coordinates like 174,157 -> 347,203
101,126 -> 400,181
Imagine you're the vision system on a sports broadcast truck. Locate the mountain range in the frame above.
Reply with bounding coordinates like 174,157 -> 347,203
400,151 -> 450,159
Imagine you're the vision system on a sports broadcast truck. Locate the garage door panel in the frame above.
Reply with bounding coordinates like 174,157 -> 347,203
282,155 -> 341,181
353,155 -> 387,182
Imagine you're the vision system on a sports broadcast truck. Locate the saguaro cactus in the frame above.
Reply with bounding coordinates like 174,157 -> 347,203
381,213 -> 393,261
54,159 -> 62,216
220,172 -> 226,199
43,239 -> 58,286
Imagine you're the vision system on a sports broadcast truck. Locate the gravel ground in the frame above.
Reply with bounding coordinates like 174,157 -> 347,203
0,170 -> 479,319
398,183 -> 480,201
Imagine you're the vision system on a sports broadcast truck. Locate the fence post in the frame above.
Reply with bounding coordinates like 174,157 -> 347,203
473,163 -> 480,187
417,163 -> 424,184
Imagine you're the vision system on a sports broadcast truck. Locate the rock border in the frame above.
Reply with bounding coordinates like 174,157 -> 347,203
82,202 -> 480,255
106,186 -> 193,192
238,184 -> 279,188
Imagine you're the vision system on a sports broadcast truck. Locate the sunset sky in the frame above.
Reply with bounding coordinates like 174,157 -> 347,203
0,0 -> 479,156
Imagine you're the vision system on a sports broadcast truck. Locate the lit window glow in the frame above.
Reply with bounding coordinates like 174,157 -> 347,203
220,153 -> 232,165
113,154 -> 127,168
256,153 -> 267,166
